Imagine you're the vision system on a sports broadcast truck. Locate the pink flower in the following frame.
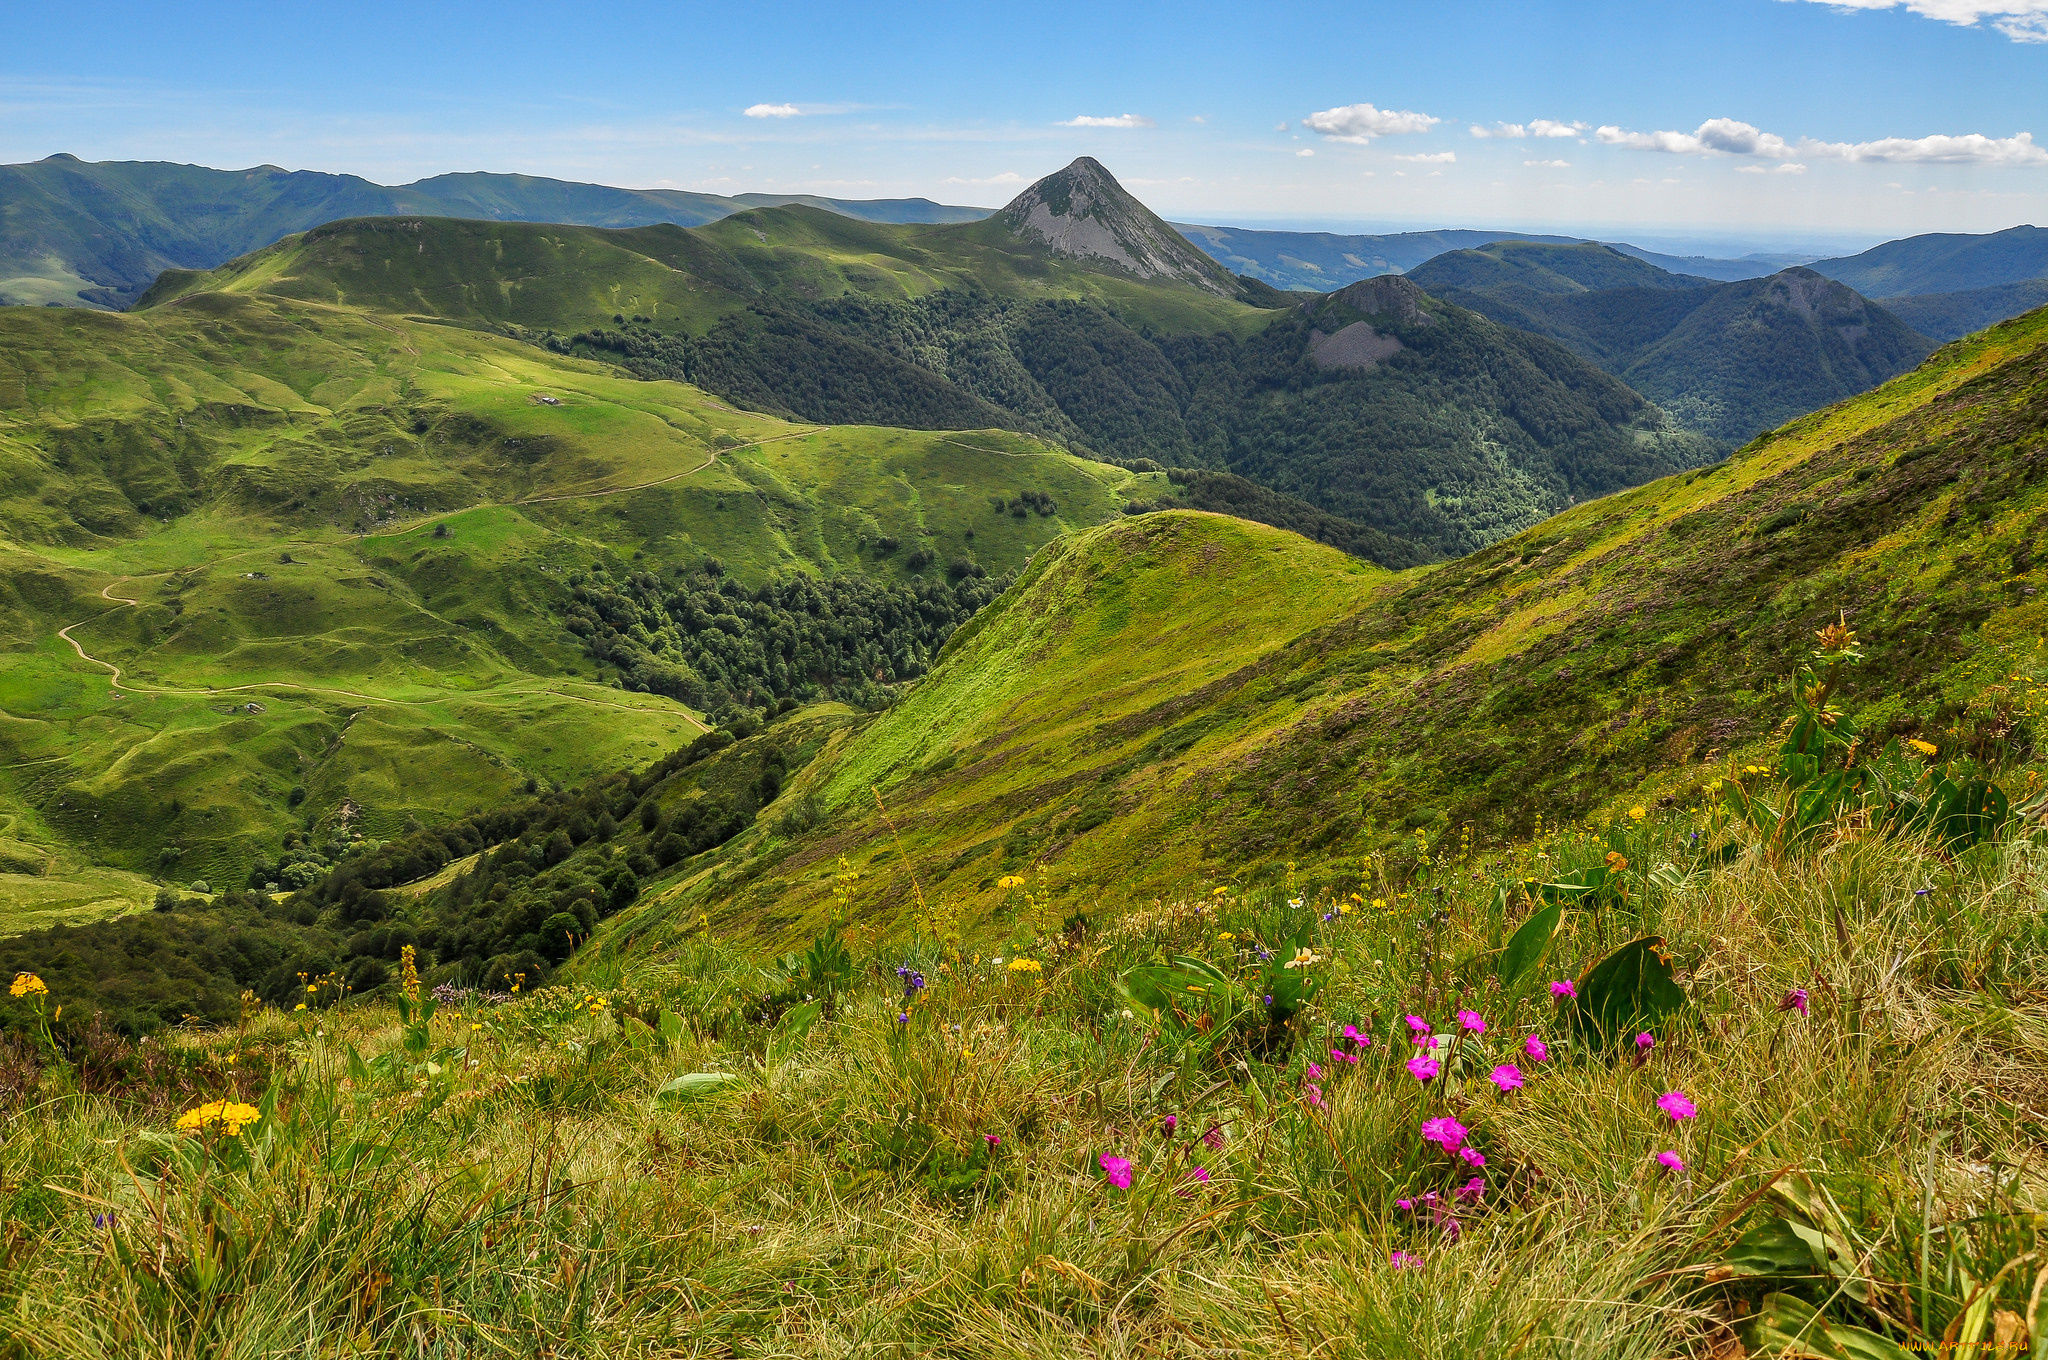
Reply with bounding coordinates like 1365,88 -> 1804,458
1202,1125 -> 1226,1151
1420,1116 -> 1467,1151
1781,988 -> 1809,1016
1489,1064 -> 1524,1092
1634,1032 -> 1655,1054
1455,1175 -> 1486,1203
1656,1090 -> 1698,1122
1391,1249 -> 1423,1269
984,1133 -> 1001,1147
1524,1034 -> 1549,1061
1306,1062 -> 1323,1080
1160,1114 -> 1177,1135
1304,1083 -> 1326,1109
1458,1145 -> 1486,1168
1456,1009 -> 1486,1034
1099,1154 -> 1133,1189
1656,1150 -> 1684,1173
1406,1055 -> 1441,1083
1395,1197 -> 1414,1212
1177,1166 -> 1211,1196
1549,980 -> 1576,1000
1343,1024 -> 1363,1043
1405,1015 -> 1432,1043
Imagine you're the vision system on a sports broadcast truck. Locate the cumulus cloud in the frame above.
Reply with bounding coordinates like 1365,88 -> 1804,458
1395,151 -> 1457,163
1596,117 -> 2048,166
744,103 -> 802,118
940,171 -> 1027,185
1736,162 -> 1810,174
1303,103 -> 1439,143
1472,119 -> 1586,139
1524,158 -> 1571,167
1059,113 -> 1156,128
1296,148 -> 1315,157
1783,0 -> 2048,42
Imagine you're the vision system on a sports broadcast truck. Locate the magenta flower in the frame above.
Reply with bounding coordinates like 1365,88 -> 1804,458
1161,1114 -> 1177,1135
1304,1083 -> 1326,1109
1455,1175 -> 1486,1203
1549,980 -> 1577,1000
1391,1249 -> 1423,1269
1656,1090 -> 1698,1122
1343,1024 -> 1363,1043
1202,1125 -> 1226,1151
1634,1031 -> 1655,1054
1406,1054 -> 1441,1083
1458,1145 -> 1486,1168
1489,1063 -> 1525,1092
1186,1165 -> 1210,1183
1456,1009 -> 1487,1034
1099,1154 -> 1133,1188
984,1133 -> 1001,1147
1657,1150 -> 1685,1173
1420,1116 -> 1467,1151
1781,988 -> 1809,1016
1396,1197 -> 1414,1212
1405,1015 -> 1432,1043
1177,1166 -> 1211,1197
1524,1034 -> 1549,1062
1306,1062 -> 1323,1080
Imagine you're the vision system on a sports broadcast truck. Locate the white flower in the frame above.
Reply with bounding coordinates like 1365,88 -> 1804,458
1282,948 -> 1324,969
1121,1009 -> 1134,1020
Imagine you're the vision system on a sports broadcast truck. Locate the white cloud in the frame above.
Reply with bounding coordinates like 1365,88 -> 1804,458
1524,158 -> 1571,167
1303,102 -> 1439,143
1296,148 -> 1314,157
1274,121 -> 1289,132
940,171 -> 1027,185
743,103 -> 802,119
1472,119 -> 1585,139
1395,151 -> 1457,164
1783,0 -> 2048,42
1597,117 -> 2048,166
1059,113 -> 1155,128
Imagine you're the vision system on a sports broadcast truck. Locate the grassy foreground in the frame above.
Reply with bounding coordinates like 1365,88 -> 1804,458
2,784 -> 2044,1357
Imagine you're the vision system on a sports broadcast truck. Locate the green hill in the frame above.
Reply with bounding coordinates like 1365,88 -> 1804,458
1411,245 -> 1935,444
1882,281 -> 2048,342
0,154 -> 990,310
1811,223 -> 2048,297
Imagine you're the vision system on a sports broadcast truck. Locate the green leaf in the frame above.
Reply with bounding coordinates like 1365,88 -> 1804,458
621,1016 -> 657,1051
1721,1216 -> 1823,1279
1498,901 -> 1563,987
657,1009 -> 685,1047
1739,1292 -> 1915,1360
1568,936 -> 1685,1047
655,1071 -> 741,1101
767,999 -> 822,1069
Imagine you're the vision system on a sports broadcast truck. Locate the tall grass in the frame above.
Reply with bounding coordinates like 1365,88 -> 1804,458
2,814 -> 2043,1357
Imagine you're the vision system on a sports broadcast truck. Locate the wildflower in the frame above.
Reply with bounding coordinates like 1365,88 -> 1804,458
1202,1125 -> 1227,1151
999,875 -> 1027,889
1456,1009 -> 1486,1034
1657,1150 -> 1685,1173
1182,1166 -> 1211,1187
1629,805 -> 1646,821
1656,1090 -> 1698,1122
1455,1175 -> 1486,1203
1099,1154 -> 1133,1189
1391,1249 -> 1423,1268
1282,947 -> 1322,969
984,1134 -> 1001,1148
1263,994 -> 1273,1006
9,973 -> 47,999
1459,1145 -> 1486,1168
1006,958 -> 1042,974
1304,1083 -> 1325,1109
1549,980 -> 1576,1000
1343,1023 -> 1363,1043
1405,1014 -> 1432,1042
1307,1062 -> 1323,1080
1524,1034 -> 1549,1062
1489,1064 -> 1524,1092
1396,1198 -> 1414,1212
92,1212 -> 114,1229
1406,1055 -> 1441,1082
896,1012 -> 909,1024
1330,1046 -> 1358,1065
1119,1009 -> 1133,1020
1217,931 -> 1234,942
1420,1116 -> 1467,1151
1907,738 -> 1938,756
1161,1114 -> 1178,1136
1635,1032 -> 1655,1055
1780,988 -> 1809,1016
175,1099 -> 261,1137
295,1003 -> 307,1012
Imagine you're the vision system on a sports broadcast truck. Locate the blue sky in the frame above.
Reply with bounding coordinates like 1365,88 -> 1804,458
5,0 -> 2044,250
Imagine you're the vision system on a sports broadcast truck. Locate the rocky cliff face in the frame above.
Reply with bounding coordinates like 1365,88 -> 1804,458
999,157 -> 1238,296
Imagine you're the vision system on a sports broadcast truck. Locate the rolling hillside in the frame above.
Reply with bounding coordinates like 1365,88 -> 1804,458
1810,225 -> 2048,340
1409,242 -> 1935,444
579,299 -> 2048,951
0,154 -> 989,309
144,160 -> 1716,557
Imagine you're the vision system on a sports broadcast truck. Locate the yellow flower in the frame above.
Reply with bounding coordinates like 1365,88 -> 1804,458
1628,806 -> 1646,821
1217,931 -> 1235,942
1372,898 -> 1387,909
1211,886 -> 1229,897
10,972 -> 48,998
1907,738 -> 1938,756
998,875 -> 1027,890
1006,958 -> 1043,974
294,1003 -> 307,1012
175,1099 -> 262,1137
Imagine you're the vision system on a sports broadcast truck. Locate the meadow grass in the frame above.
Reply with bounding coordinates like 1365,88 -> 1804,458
3,800 -> 2042,1358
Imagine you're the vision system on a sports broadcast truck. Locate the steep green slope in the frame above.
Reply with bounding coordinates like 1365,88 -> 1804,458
1884,283 -> 2048,343
0,154 -> 989,309
594,302 -> 2048,950
0,292 -> 1163,904
1413,247 -> 1935,445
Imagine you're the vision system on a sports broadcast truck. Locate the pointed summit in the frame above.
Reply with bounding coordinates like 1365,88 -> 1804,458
999,157 -> 1237,296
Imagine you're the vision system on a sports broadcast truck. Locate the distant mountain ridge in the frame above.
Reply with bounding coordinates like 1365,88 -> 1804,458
1408,242 -> 1935,444
999,157 -> 1239,296
0,154 -> 992,309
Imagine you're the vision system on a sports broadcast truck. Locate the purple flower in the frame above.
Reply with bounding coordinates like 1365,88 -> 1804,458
1780,988 -> 1809,1016
1524,1034 -> 1549,1062
1405,1014 -> 1432,1040
1420,1116 -> 1468,1151
1458,1145 -> 1486,1168
1634,1031 -> 1655,1054
1455,1175 -> 1486,1203
1099,1154 -> 1133,1189
1456,1009 -> 1487,1034
1396,1197 -> 1414,1212
1656,1090 -> 1698,1122
1391,1249 -> 1423,1269
1489,1063 -> 1524,1092
1202,1125 -> 1226,1151
1406,1054 -> 1441,1083
1263,993 -> 1274,1006
1657,1150 -> 1684,1173
896,1012 -> 909,1024
1549,980 -> 1577,1000
1161,1114 -> 1178,1136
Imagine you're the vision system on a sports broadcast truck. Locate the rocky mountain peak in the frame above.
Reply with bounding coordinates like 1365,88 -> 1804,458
999,158 -> 1236,296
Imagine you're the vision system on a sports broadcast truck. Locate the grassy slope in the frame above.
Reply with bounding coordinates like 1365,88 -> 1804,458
0,294 -> 1157,907
599,303 -> 2048,953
